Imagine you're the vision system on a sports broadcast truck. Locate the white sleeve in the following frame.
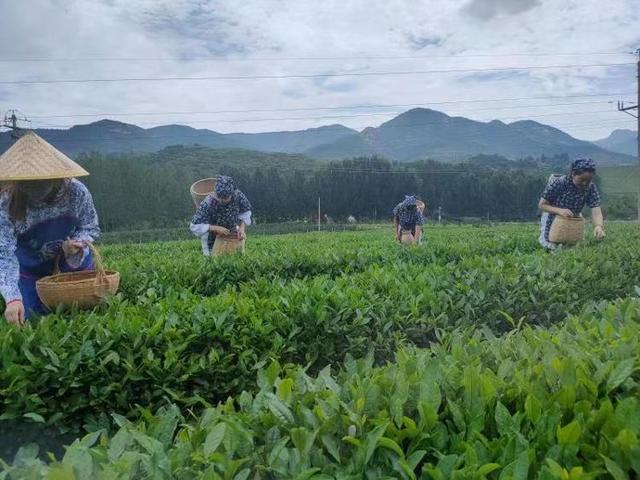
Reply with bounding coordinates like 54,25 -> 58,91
190,224 -> 211,256
238,210 -> 252,226
190,223 -> 209,237
0,201 -> 21,302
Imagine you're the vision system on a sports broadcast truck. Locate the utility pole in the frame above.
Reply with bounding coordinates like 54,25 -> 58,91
317,197 -> 321,232
616,49 -> 640,221
1,109 -> 30,139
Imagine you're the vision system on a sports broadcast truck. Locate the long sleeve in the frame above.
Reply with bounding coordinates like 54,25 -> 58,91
392,202 -> 402,218
70,181 -> 100,243
236,191 -> 252,213
191,196 -> 213,232
0,199 -> 21,302
586,183 -> 602,209
190,197 -> 213,256
238,211 -> 252,226
64,181 -> 100,269
190,223 -> 209,236
190,197 -> 211,237
235,191 -> 252,226
541,177 -> 562,204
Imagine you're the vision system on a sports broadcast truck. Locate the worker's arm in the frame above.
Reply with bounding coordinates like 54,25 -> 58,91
393,217 -> 401,242
414,225 -> 422,242
538,198 -> 575,218
591,206 -> 605,239
0,202 -> 24,327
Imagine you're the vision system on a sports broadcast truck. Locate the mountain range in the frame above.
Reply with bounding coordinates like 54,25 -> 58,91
594,129 -> 637,157
0,108 -> 634,165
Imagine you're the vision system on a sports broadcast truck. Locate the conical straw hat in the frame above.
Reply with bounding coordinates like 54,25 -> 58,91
0,131 -> 89,181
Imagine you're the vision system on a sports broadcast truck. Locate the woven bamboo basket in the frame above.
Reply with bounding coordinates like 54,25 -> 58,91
548,215 -> 585,244
213,235 -> 245,256
36,244 -> 120,310
190,177 -> 217,208
401,231 -> 417,245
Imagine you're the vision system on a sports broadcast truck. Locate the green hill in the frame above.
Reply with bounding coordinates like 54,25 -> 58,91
599,165 -> 640,195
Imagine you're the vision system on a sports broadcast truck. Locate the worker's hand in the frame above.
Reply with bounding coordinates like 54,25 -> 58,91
555,208 -> 575,218
594,225 -> 606,240
210,225 -> 231,236
237,228 -> 246,241
5,300 -> 25,327
62,239 -> 87,257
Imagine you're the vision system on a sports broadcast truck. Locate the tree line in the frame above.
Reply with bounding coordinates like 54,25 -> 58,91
73,148 -> 629,231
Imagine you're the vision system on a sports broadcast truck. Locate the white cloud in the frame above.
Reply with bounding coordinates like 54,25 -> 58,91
0,0 -> 637,140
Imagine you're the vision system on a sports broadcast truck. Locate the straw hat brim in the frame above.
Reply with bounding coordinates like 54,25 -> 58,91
0,131 -> 89,181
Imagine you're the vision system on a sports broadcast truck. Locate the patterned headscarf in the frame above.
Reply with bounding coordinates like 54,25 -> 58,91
402,195 -> 418,207
571,157 -> 596,173
215,175 -> 235,198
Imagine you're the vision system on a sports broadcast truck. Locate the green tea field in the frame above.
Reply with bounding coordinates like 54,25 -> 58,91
2,224 -> 640,478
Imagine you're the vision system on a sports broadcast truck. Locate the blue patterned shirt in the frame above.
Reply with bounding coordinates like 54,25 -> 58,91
393,201 -> 424,231
190,190 -> 252,253
540,175 -> 601,241
0,179 -> 100,302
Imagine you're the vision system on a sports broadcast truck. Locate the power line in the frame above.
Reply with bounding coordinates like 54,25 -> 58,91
27,95 -> 634,120
25,108 -> 634,131
24,107 -> 625,130
19,114 -> 635,147
0,51 -> 633,63
0,62 -> 634,85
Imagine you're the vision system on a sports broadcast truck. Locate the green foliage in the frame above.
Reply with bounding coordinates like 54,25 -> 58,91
1,225 -> 639,430
3,295 -> 640,478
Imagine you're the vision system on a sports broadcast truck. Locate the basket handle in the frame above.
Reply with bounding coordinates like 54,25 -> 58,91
87,243 -> 105,275
51,241 -> 104,274
52,242 -> 108,285
88,244 -> 110,297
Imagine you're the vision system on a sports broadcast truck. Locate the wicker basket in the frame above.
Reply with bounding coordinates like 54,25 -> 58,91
190,177 -> 217,208
213,235 -> 245,256
36,244 -> 120,310
400,231 -> 416,245
548,215 -> 585,244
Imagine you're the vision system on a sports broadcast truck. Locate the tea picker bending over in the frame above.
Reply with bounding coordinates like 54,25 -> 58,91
0,132 -> 100,327
538,157 -> 605,251
393,195 -> 424,244
190,175 -> 252,256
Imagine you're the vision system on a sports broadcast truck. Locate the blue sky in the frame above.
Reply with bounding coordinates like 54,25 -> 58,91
0,0 -> 638,140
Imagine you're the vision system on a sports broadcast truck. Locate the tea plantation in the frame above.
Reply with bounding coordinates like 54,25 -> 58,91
1,224 -> 639,478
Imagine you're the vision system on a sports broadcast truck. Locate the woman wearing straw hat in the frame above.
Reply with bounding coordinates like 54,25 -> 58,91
0,132 -> 100,326
393,195 -> 424,244
538,157 -> 605,250
190,175 -> 252,256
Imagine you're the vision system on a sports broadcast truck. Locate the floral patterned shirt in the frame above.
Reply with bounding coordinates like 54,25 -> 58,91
540,175 -> 601,241
0,179 -> 100,302
393,201 -> 424,231
190,190 -> 252,255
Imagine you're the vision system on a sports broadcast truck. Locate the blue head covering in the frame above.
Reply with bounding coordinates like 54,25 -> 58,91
571,157 -> 596,173
215,175 -> 235,198
402,195 -> 417,207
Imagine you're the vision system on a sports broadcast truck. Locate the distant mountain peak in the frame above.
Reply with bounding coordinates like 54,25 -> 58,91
68,119 -> 145,134
593,128 -> 637,156
379,108 -> 451,128
0,109 -> 632,164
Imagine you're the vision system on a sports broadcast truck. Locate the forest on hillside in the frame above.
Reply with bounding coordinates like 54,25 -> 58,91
73,147 -> 635,231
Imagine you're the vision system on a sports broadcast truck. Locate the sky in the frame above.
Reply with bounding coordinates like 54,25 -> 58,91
0,0 -> 638,140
